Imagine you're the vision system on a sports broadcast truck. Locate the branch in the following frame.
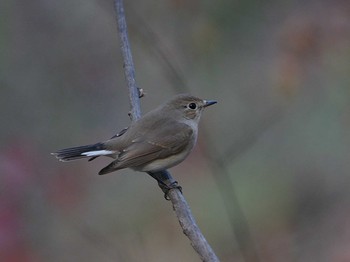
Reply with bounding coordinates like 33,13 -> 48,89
167,178 -> 220,261
114,0 -> 141,121
113,0 -> 220,261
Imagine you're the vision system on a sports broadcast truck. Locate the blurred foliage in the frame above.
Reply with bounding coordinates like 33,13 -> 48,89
1,0 -> 350,261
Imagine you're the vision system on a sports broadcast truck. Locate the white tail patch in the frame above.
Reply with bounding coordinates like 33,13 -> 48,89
81,150 -> 115,157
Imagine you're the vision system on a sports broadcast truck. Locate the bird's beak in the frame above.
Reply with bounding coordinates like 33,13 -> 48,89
203,100 -> 217,107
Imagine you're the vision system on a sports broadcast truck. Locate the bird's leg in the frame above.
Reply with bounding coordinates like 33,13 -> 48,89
158,181 -> 183,200
147,170 -> 182,200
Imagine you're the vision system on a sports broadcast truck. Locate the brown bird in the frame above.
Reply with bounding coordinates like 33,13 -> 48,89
52,94 -> 216,175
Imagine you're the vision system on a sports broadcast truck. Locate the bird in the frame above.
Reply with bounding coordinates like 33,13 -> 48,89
52,94 -> 216,175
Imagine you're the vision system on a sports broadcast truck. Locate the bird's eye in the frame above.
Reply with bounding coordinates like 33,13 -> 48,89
188,103 -> 197,110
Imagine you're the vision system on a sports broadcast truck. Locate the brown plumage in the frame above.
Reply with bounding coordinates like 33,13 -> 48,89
52,94 -> 216,175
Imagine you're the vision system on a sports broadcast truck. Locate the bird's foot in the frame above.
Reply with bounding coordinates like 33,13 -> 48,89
158,181 -> 182,200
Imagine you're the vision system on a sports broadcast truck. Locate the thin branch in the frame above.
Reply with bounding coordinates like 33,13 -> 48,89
113,0 -> 220,261
167,176 -> 220,262
114,0 -> 141,121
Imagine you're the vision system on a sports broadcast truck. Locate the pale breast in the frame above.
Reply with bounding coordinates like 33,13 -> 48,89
134,126 -> 197,172
134,142 -> 194,172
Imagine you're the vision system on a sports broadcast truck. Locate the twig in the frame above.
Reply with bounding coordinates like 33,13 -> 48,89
114,0 -> 141,121
113,0 -> 220,261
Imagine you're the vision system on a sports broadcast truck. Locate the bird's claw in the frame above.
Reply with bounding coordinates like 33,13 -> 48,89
160,181 -> 182,200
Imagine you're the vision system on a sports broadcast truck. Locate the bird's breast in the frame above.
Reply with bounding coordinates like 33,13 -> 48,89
134,144 -> 194,173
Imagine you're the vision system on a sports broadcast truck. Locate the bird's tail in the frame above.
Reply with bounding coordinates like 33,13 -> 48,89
52,142 -> 114,162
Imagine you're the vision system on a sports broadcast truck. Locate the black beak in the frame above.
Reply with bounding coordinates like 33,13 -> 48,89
203,100 -> 217,107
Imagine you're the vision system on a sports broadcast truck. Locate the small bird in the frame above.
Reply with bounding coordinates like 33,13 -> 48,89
52,94 -> 216,175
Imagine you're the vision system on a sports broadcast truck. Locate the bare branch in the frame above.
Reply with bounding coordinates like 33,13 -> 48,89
167,186 -> 220,262
113,0 -> 220,261
113,0 -> 141,121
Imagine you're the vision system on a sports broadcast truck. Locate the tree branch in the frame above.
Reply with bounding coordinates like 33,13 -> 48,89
114,0 -> 141,121
113,0 -> 220,261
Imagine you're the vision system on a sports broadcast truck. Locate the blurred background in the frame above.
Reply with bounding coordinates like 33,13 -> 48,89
1,0 -> 350,261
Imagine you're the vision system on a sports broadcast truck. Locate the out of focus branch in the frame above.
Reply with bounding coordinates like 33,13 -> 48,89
127,9 -> 264,261
113,0 -> 219,261
222,110 -> 284,164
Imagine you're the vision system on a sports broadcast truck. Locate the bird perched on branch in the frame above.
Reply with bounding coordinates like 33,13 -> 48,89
52,94 -> 216,175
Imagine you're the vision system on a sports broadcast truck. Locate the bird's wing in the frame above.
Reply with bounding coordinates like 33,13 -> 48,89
119,122 -> 193,167
88,127 -> 129,162
99,122 -> 193,174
